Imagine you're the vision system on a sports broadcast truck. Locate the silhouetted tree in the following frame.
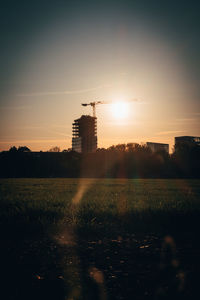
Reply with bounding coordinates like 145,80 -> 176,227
48,146 -> 60,152
126,143 -> 137,152
62,148 -> 72,152
0,142 -> 199,178
9,146 -> 17,152
17,146 -> 31,152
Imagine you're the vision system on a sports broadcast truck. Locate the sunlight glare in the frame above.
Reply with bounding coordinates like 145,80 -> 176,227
112,102 -> 129,120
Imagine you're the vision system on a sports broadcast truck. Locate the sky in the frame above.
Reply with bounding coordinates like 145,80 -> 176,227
0,0 -> 200,152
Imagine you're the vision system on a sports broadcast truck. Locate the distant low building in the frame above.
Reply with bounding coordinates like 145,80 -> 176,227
175,136 -> 200,146
72,115 -> 97,153
146,142 -> 169,153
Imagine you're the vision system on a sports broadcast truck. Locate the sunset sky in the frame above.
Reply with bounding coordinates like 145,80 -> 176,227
0,0 -> 200,152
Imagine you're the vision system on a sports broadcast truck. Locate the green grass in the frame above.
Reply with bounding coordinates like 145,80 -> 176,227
0,178 -> 200,236
1,179 -> 200,300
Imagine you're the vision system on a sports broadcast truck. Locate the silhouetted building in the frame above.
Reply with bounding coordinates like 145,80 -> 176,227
147,142 -> 169,153
72,115 -> 97,153
175,136 -> 200,146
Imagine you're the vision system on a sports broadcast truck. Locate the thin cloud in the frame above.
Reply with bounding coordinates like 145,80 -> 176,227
128,98 -> 141,103
16,125 -> 44,130
17,125 -> 71,130
51,124 -> 71,129
156,130 -> 186,135
17,84 -> 112,97
0,105 -> 31,110
176,118 -> 196,122
47,130 -> 72,138
107,98 -> 142,104
191,112 -> 200,116
105,120 -> 141,126
0,139 -> 69,144
12,126 -> 72,139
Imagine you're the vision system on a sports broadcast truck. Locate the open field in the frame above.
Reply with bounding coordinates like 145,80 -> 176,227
0,178 -> 200,299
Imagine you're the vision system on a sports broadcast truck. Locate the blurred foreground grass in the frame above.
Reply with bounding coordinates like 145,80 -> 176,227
0,178 -> 200,236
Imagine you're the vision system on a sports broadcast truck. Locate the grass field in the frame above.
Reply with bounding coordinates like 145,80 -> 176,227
1,178 -> 200,230
0,178 -> 200,300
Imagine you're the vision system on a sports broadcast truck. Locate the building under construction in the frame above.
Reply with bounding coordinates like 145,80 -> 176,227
72,115 -> 97,153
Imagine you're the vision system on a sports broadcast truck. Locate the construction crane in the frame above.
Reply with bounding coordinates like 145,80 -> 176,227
82,98 -> 139,117
81,101 -> 105,118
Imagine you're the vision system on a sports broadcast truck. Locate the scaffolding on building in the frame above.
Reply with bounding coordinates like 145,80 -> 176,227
72,115 -> 97,153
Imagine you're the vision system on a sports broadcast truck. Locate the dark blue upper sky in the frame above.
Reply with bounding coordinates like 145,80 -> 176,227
1,0 -> 200,88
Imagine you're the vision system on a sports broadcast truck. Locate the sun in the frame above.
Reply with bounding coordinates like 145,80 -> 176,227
112,102 -> 129,119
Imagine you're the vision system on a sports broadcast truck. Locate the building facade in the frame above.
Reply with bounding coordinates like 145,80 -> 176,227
175,136 -> 200,146
72,115 -> 97,153
146,142 -> 169,153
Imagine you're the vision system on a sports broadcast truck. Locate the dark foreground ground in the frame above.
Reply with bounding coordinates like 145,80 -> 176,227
0,178 -> 200,300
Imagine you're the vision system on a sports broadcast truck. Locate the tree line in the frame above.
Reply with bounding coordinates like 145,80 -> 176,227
0,142 -> 199,178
